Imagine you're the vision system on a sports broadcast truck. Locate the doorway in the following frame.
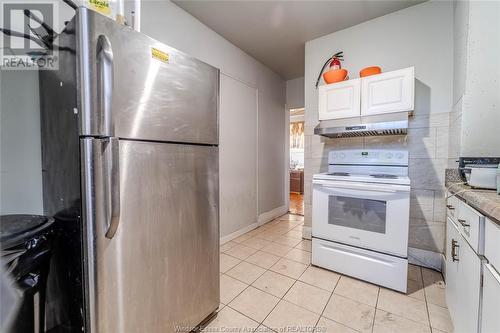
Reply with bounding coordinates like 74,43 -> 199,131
289,108 -> 304,215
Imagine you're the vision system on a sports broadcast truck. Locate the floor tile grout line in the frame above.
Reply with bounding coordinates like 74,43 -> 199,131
314,273 -> 362,333
225,235 -> 333,330
421,266 -> 434,330
234,241 -> 304,331
218,214 -> 305,330
222,216 -> 372,332
370,288 -> 381,333
367,266 -> 435,330
223,217 -> 450,333
258,277 -> 300,329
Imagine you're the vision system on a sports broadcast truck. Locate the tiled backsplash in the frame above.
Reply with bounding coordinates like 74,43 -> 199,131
304,112 -> 450,254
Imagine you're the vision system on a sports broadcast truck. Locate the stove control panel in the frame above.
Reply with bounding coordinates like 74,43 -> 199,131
329,149 -> 408,166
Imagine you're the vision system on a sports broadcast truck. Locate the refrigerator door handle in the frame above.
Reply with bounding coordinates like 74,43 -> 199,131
96,35 -> 114,137
104,137 -> 120,238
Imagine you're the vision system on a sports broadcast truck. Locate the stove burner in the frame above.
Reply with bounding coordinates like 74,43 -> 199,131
370,174 -> 398,179
328,172 -> 350,176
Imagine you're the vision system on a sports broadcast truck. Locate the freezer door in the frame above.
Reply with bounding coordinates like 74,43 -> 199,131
81,138 -> 219,333
77,7 -> 219,144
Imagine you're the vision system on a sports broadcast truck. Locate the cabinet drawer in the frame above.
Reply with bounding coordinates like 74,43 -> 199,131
485,218 -> 500,271
446,194 -> 459,222
312,238 -> 407,293
457,201 -> 485,254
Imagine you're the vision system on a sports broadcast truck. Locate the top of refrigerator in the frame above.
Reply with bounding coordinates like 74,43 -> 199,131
61,7 -> 219,145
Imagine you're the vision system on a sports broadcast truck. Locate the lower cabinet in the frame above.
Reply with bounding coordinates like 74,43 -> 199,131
482,218 -> 500,333
481,263 -> 500,333
445,219 -> 460,321
446,218 -> 482,333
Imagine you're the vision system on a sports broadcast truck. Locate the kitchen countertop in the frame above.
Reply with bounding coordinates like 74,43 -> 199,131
446,173 -> 500,224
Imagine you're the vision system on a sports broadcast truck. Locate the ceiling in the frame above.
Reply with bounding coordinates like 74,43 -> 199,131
173,0 -> 425,80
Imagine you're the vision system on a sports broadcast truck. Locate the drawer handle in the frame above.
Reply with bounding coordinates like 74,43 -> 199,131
451,239 -> 459,262
458,219 -> 470,227
446,204 -> 455,210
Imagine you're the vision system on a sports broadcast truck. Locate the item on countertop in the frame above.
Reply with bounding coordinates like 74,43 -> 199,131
315,51 -> 345,88
459,157 -> 500,180
462,164 -> 499,190
323,68 -> 348,84
360,66 -> 382,77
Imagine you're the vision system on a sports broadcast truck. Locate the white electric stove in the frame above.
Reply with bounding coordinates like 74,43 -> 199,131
312,149 -> 410,292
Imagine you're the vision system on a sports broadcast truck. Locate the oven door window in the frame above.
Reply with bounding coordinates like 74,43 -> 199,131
328,195 -> 387,234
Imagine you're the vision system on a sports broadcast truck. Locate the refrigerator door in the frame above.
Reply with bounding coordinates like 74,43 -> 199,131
77,7 -> 219,144
81,138 -> 219,333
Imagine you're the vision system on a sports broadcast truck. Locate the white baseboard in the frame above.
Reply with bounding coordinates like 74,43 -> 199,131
302,226 -> 312,240
408,247 -> 444,272
258,205 -> 288,225
220,205 -> 288,245
220,222 -> 259,245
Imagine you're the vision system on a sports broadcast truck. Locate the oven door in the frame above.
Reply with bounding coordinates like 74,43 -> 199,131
312,179 -> 410,257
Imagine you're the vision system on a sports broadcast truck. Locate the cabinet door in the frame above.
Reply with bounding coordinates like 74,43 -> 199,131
481,264 -> 500,333
445,218 -> 460,321
361,67 -> 414,116
456,239 -> 482,333
318,79 -> 361,120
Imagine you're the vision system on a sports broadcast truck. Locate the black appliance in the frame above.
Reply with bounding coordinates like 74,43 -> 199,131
0,214 -> 55,333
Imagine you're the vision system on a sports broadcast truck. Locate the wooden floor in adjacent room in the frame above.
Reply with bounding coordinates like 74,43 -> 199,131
289,193 -> 304,216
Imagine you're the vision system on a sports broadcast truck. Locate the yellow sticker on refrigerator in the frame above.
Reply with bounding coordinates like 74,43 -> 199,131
151,48 -> 169,64
87,0 -> 111,15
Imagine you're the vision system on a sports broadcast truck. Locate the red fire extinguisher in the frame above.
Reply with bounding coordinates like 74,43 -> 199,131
330,53 -> 343,70
315,51 -> 344,88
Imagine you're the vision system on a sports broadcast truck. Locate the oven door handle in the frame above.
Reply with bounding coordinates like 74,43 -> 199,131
313,180 -> 410,193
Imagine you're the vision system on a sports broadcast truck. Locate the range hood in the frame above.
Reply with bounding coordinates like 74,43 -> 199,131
314,120 -> 408,138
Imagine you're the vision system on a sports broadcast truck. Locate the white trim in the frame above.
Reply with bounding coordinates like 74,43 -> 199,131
220,205 -> 287,245
408,247 -> 444,272
220,222 -> 259,245
285,104 -> 290,212
258,205 -> 288,225
256,89 -> 260,227
302,226 -> 312,240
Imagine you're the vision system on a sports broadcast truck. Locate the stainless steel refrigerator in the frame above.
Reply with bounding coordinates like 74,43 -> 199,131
39,7 -> 219,333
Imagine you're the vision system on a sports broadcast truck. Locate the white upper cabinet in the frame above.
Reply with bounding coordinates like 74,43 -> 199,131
318,67 -> 415,121
318,78 -> 361,120
361,67 -> 415,116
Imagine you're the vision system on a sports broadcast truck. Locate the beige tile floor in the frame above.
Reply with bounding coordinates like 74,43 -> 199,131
212,214 -> 453,333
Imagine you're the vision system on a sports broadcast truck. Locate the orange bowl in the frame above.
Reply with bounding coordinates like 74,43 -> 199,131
360,66 -> 382,77
323,69 -> 348,84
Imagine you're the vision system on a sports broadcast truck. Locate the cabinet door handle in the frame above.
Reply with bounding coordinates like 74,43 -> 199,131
451,239 -> 459,262
458,219 -> 470,227
446,204 -> 455,210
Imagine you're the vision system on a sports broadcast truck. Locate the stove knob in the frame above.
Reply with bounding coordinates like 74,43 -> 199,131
339,153 -> 346,159
396,152 -> 404,159
385,153 -> 393,159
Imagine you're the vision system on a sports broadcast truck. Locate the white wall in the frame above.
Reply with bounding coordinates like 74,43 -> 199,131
448,0 -> 469,166
459,0 -> 500,157
304,0 -> 454,254
286,77 -> 305,110
449,0 -> 500,163
0,70 -> 44,214
219,74 -> 258,237
140,1 -> 287,237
